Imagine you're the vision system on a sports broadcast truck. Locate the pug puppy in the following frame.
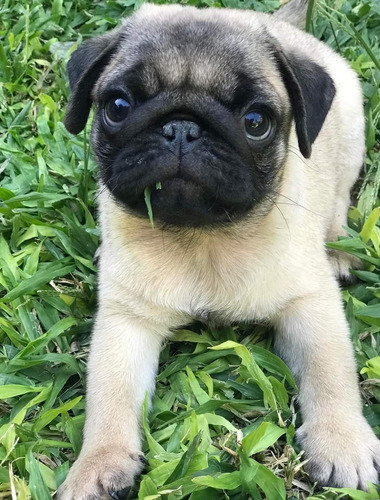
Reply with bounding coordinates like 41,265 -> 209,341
58,0 -> 380,497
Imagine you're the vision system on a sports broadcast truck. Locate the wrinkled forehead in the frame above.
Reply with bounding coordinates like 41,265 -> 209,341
96,7 -> 286,109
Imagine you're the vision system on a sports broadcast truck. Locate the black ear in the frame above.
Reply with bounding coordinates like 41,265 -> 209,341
274,49 -> 336,158
64,31 -> 121,135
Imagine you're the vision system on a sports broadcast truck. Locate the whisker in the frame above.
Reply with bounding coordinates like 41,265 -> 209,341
272,190 -> 327,218
287,146 -> 319,172
222,208 -> 233,223
93,185 -> 108,202
265,195 -> 290,236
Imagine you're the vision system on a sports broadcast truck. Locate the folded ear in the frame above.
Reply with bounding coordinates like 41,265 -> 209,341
274,47 -> 336,158
64,30 -> 121,135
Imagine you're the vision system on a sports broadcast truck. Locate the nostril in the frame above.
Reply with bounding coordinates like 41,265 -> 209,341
162,123 -> 175,140
187,123 -> 202,141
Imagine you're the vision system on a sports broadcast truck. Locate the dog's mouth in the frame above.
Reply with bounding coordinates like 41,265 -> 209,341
101,140 -> 258,226
115,175 -> 242,227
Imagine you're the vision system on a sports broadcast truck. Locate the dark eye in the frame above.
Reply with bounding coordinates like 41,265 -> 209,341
244,110 -> 272,141
104,98 -> 131,127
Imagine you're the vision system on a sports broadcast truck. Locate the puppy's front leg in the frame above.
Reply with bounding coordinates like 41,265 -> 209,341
58,307 -> 166,500
274,280 -> 380,489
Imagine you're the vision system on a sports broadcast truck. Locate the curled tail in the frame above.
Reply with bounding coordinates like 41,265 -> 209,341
273,0 -> 311,30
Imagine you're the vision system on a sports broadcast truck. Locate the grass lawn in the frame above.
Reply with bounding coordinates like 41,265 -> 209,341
1,0 -> 380,498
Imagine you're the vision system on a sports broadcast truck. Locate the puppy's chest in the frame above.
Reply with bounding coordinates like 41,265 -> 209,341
119,239 -> 298,323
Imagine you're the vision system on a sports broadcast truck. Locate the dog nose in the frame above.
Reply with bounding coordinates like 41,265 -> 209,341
161,120 -> 202,153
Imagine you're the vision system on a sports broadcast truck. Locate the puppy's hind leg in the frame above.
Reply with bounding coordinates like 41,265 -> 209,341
326,192 -> 362,284
326,144 -> 364,283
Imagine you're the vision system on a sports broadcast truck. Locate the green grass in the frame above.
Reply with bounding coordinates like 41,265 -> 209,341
0,0 -> 380,499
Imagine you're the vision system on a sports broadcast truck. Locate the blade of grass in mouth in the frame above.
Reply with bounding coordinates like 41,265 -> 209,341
144,182 -> 162,229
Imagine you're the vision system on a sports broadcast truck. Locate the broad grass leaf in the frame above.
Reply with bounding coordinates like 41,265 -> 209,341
0,187 -> 15,200
156,400 -> 230,429
143,394 -> 166,456
242,422 -> 285,456
175,330 -> 213,344
186,366 -> 210,405
4,192 -> 72,204
151,424 -> 178,446
313,484 -> 379,500
250,346 -> 297,389
32,396 -> 82,433
0,422 -> 16,454
54,461 -> 70,489
159,485 -> 183,495
204,413 -> 237,432
0,385 -> 43,398
37,461 -> 56,490
0,374 -> 35,386
0,466 -> 10,482
157,476 -> 195,496
189,411 -> 199,442
356,304 -> 380,326
157,357 -> 190,380
166,424 -> 182,453
7,353 -> 81,374
211,341 -> 277,410
16,224 -> 56,245
351,270 -> 379,283
11,101 -> 32,126
15,317 -> 77,358
363,404 -> 380,427
1,259 -> 76,302
226,380 -> 263,400
326,238 -> 367,251
306,0 -> 316,32
164,432 -> 202,484
238,448 -> 260,498
361,356 -> 380,378
249,459 -> 285,500
197,371 -> 213,398
138,475 -> 159,498
0,234 -> 20,284
356,305 -> 380,319
0,42 -> 11,81
12,386 -> 53,427
148,459 -> 180,486
189,489 -> 225,500
371,226 -> 380,257
27,450 -> 52,500
210,341 -> 241,351
192,471 -> 241,490
24,242 -> 43,276
200,358 -> 231,374
326,243 -> 380,266
269,376 -> 289,410
360,207 -> 380,243
17,301 -> 40,341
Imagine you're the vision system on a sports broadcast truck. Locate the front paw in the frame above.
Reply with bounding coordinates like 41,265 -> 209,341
57,446 -> 145,500
297,418 -> 380,489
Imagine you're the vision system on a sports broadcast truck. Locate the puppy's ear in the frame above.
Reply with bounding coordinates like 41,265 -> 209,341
64,31 -> 121,134
275,49 -> 336,158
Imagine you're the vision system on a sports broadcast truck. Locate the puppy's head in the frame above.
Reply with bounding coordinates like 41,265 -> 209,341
65,4 -> 335,227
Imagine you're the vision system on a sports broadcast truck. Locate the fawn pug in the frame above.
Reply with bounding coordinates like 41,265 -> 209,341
59,0 -> 380,497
